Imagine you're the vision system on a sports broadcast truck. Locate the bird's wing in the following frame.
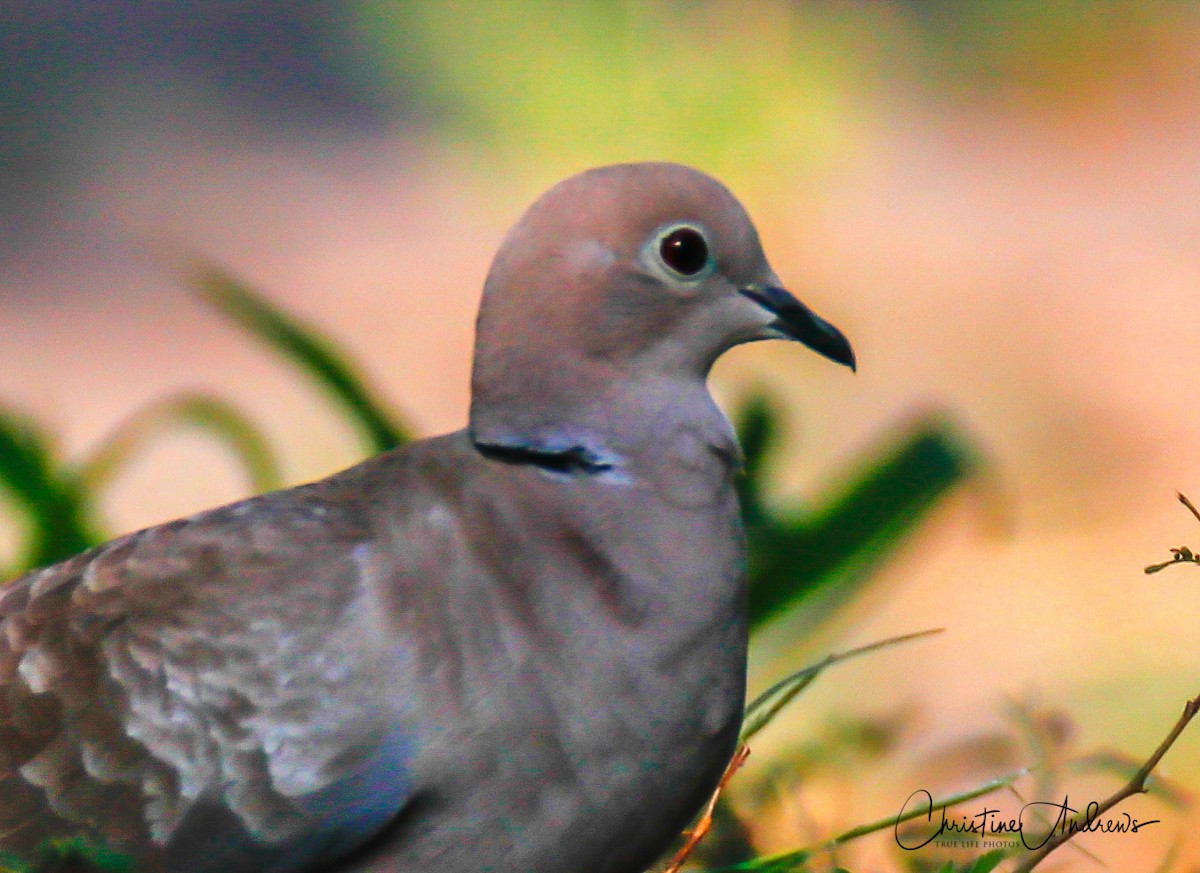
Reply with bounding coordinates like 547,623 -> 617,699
0,480 -> 415,872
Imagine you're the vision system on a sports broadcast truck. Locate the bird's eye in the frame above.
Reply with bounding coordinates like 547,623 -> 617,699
658,226 -> 710,277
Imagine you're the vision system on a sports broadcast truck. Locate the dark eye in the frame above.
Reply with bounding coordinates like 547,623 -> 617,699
659,227 -> 709,277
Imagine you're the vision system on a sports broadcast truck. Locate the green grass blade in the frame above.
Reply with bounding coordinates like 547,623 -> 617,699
704,771 -> 1026,873
77,393 -> 283,496
734,393 -> 778,531
965,850 -> 1008,873
0,406 -> 98,575
740,629 -> 942,744
744,412 -> 983,633
189,263 -> 410,453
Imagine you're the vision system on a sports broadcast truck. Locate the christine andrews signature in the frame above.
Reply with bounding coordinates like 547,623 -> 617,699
894,789 -> 1160,851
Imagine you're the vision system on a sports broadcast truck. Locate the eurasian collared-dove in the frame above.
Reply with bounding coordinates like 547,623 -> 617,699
0,163 -> 853,873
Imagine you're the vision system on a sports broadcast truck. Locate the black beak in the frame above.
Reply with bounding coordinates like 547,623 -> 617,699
739,285 -> 856,371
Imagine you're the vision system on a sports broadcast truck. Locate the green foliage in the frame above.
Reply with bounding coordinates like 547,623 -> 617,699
78,394 -> 282,497
0,393 -> 285,576
0,836 -> 132,873
0,267 -> 414,577
0,408 -> 96,573
934,850 -> 1007,873
735,395 -> 981,633
740,630 -> 941,745
349,1 -> 866,180
341,0 -> 1176,191
190,263 -> 409,453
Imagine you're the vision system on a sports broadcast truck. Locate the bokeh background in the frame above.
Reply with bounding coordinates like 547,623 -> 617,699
4,2 -> 1200,870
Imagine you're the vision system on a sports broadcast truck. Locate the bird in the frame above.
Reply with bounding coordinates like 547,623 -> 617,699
0,162 -> 854,873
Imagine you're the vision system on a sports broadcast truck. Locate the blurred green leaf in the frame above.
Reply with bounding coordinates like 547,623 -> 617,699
0,851 -> 31,873
918,850 -> 1008,873
0,832 -> 133,872
964,851 -> 1007,873
190,263 -> 410,453
77,393 -> 282,497
735,402 -> 983,633
31,836 -> 131,873
704,848 -> 813,873
0,407 -> 98,575
734,394 -> 775,531
922,852 -> 1008,873
351,1 -> 866,181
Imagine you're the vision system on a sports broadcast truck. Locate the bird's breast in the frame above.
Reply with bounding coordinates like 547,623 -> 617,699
358,432 -> 747,871
387,440 -> 748,871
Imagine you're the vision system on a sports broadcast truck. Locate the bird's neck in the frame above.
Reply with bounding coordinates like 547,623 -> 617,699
469,375 -> 742,479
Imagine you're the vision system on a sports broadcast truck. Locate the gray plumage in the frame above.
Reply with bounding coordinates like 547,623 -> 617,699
0,163 -> 853,872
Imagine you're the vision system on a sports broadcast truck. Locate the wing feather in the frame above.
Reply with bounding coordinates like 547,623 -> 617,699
0,475 -> 416,871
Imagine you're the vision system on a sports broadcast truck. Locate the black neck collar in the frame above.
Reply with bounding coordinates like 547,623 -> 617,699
473,439 -> 615,475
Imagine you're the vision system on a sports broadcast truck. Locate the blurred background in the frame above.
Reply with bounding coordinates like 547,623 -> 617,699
3,2 -> 1200,870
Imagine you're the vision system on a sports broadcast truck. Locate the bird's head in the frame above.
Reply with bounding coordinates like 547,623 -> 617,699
469,163 -> 853,459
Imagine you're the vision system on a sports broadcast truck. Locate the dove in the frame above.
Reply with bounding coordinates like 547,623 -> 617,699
0,162 -> 854,873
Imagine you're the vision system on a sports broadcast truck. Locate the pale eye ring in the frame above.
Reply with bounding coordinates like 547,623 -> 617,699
657,226 -> 710,277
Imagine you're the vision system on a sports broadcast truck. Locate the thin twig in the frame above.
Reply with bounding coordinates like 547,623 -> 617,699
1145,493 -> 1200,573
1011,693 -> 1200,873
662,745 -> 751,873
1177,491 -> 1200,523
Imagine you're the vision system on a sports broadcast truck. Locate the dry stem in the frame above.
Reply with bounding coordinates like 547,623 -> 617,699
1012,693 -> 1200,872
662,744 -> 751,873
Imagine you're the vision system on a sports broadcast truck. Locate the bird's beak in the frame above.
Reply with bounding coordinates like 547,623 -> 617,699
739,284 -> 856,371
